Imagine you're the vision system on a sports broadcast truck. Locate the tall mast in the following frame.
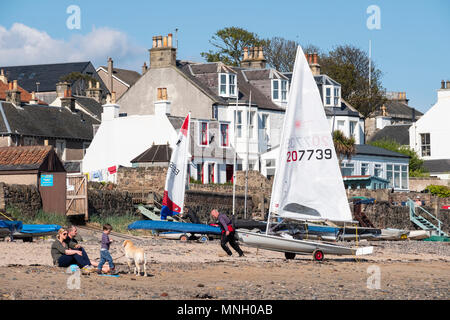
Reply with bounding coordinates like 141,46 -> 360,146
232,95 -> 238,216
244,91 -> 251,219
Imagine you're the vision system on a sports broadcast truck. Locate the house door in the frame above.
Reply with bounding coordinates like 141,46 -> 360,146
226,164 -> 234,183
208,163 -> 215,184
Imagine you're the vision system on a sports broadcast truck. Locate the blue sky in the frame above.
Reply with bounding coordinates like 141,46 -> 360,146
0,0 -> 449,113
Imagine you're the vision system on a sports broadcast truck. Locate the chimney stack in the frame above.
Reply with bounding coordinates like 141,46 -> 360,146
102,92 -> 120,121
29,91 -> 39,105
309,53 -> 321,76
85,80 -> 103,103
241,46 -> 266,69
149,33 -> 177,69
6,80 -> 21,106
0,69 -> 7,84
61,88 -> 76,112
155,87 -> 171,116
142,62 -> 148,75
107,57 -> 114,93
56,82 -> 70,98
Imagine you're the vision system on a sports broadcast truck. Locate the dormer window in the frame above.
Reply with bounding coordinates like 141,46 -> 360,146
323,85 -> 341,107
219,73 -> 237,97
272,79 -> 288,102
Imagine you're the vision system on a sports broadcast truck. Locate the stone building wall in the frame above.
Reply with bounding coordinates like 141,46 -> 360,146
0,183 -> 42,218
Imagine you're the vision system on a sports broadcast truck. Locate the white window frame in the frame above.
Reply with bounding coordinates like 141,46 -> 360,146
420,133 -> 431,157
219,122 -> 230,148
334,87 -> 341,106
272,79 -> 289,102
349,121 -> 357,138
218,73 -> 237,98
374,163 -> 382,177
198,121 -> 209,147
234,110 -> 243,138
261,113 -> 270,142
323,85 -> 341,107
361,162 -> 370,176
248,111 -> 255,139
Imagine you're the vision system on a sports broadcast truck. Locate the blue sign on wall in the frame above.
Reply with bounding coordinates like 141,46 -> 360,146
40,174 -> 54,187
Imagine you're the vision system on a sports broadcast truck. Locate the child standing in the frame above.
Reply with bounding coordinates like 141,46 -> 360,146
97,224 -> 117,275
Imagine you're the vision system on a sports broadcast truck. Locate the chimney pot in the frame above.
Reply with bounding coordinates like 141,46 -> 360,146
13,80 -> 18,90
446,80 -> 450,89
163,36 -> 168,47
258,47 -> 264,60
157,36 -> 163,48
441,80 -> 446,89
152,36 -> 157,48
168,33 -> 173,47
313,53 -> 318,64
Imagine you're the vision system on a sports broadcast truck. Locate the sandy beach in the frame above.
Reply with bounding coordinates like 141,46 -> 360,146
0,228 -> 449,300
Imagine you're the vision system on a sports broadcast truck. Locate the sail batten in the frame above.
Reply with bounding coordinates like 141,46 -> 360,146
269,47 -> 352,223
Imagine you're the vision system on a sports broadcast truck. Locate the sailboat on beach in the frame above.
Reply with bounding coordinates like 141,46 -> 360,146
236,46 -> 374,260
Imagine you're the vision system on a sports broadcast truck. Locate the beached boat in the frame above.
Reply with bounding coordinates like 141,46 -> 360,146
236,46 -> 373,260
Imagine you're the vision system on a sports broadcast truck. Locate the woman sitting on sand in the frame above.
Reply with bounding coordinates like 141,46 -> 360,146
51,228 -> 94,272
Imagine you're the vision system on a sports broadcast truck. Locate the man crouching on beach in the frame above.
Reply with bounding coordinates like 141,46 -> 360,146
210,209 -> 244,257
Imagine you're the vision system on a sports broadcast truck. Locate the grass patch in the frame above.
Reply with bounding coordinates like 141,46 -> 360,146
88,213 -> 141,234
6,206 -> 69,226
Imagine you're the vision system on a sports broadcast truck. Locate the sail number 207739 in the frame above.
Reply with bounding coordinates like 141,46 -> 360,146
287,149 -> 333,162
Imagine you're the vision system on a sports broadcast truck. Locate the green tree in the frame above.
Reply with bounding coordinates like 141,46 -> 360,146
201,27 -> 263,66
369,138 -> 428,177
333,130 -> 356,166
60,72 -> 98,96
319,45 -> 386,117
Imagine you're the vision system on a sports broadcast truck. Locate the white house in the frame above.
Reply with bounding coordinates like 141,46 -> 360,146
82,101 -> 179,182
409,80 -> 450,179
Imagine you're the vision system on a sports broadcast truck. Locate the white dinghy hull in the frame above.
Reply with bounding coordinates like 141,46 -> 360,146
237,230 -> 373,256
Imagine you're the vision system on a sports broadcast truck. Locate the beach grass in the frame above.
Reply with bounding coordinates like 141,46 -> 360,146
88,213 -> 142,234
6,206 -> 69,226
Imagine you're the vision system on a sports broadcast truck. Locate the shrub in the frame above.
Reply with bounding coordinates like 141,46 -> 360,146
425,185 -> 450,198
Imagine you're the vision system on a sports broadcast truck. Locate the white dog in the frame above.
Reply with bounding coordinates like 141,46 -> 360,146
122,240 -> 147,277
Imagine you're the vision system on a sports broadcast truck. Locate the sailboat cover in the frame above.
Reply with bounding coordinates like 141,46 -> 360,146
160,113 -> 190,220
269,47 -> 352,222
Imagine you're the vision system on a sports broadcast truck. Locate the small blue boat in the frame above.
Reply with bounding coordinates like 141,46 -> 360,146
128,220 -> 221,235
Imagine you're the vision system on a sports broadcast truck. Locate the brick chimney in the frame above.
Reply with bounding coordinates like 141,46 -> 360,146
61,88 -> 76,112
241,46 -> 267,69
308,53 -> 321,76
85,81 -> 103,103
6,80 -> 21,106
149,33 -> 176,69
0,69 -> 7,84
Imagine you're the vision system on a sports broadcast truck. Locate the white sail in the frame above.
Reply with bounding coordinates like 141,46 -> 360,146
269,46 -> 352,222
160,113 -> 190,220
